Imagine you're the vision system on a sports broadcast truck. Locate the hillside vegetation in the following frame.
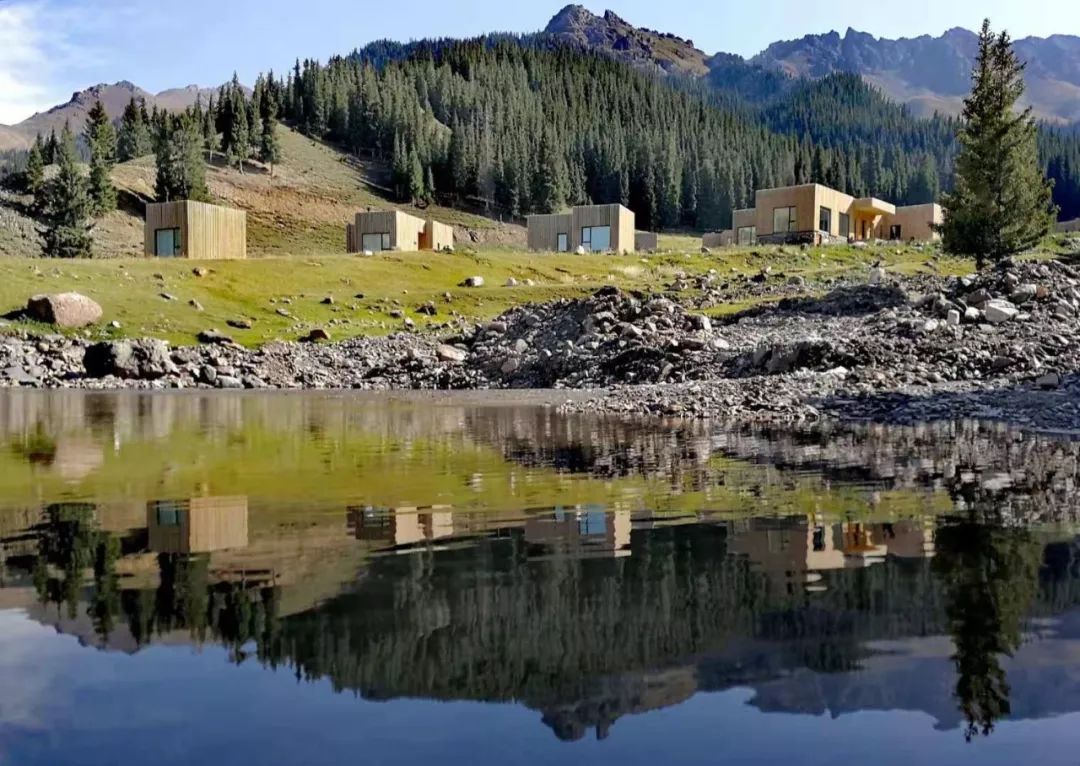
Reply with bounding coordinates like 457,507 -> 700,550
0,124 -> 522,260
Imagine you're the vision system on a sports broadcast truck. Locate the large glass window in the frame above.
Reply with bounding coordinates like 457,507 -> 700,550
737,226 -> 757,246
557,233 -> 568,252
154,228 -> 181,257
889,224 -> 903,241
361,232 -> 391,253
819,206 -> 832,234
839,213 -> 850,238
772,206 -> 797,234
581,226 -> 611,252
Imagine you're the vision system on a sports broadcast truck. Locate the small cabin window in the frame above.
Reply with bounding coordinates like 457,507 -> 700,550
889,224 -> 902,241
737,226 -> 757,246
819,206 -> 832,234
839,213 -> 851,238
557,233 -> 568,252
581,226 -> 611,252
773,206 -> 797,234
362,232 -> 391,253
154,228 -> 181,257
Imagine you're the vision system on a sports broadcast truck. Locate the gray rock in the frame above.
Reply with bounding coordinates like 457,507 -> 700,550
1010,284 -> 1038,304
460,276 -> 485,288
985,300 -> 1019,324
946,310 -> 961,327
216,375 -> 244,389
197,330 -> 234,345
1036,372 -> 1062,389
84,339 -> 175,380
26,293 -> 102,329
436,344 -> 468,363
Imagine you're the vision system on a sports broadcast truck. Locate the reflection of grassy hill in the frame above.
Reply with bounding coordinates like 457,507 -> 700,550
0,394 -> 951,520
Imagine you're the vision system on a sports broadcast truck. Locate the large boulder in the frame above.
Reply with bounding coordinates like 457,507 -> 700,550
26,293 -> 102,329
84,339 -> 176,380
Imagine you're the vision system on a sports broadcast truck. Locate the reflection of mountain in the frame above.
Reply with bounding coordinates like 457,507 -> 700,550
5,501 -> 1080,741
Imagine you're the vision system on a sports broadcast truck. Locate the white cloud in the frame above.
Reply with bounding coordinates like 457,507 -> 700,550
0,2 -> 54,124
0,0 -> 126,125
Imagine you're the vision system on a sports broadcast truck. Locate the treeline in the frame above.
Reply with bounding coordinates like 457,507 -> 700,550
271,37 -> 1080,227
277,39 -> 811,231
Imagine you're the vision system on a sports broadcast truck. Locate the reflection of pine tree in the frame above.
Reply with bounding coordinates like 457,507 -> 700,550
33,504 -> 101,620
934,522 -> 1040,741
156,554 -> 211,643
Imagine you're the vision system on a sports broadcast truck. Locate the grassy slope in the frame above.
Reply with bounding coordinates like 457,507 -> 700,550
0,242 -> 971,346
0,123 -> 988,346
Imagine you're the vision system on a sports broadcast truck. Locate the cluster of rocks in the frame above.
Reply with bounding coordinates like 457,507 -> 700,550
5,258 -> 1080,431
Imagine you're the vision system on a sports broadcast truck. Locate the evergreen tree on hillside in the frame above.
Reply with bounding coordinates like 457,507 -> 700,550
154,114 -> 209,202
940,20 -> 1056,266
259,103 -> 281,177
117,97 -> 152,162
219,75 -> 251,172
202,96 -> 220,161
908,155 -> 941,204
25,135 -> 45,198
532,127 -> 568,214
85,100 -> 117,215
39,123 -> 93,259
43,129 -> 60,166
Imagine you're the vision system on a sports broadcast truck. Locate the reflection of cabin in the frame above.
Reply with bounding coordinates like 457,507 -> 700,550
145,201 -> 247,260
347,505 -> 631,558
147,497 -> 249,554
731,516 -> 936,591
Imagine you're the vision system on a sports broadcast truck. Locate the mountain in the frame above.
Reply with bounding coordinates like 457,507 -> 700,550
542,9 -> 1080,124
543,5 -> 711,76
752,27 -> 1080,123
0,81 -> 233,151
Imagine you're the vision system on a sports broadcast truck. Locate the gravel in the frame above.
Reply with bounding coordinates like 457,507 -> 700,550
5,258 -> 1080,431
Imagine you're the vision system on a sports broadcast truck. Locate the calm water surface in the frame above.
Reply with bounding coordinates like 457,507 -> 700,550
1,391 -> 1079,765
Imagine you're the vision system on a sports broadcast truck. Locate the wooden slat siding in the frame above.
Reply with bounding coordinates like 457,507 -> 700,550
393,211 -> 425,251
571,204 -> 636,253
354,210 -> 426,251
145,201 -> 246,259
144,201 -> 186,256
634,231 -> 658,251
346,223 -> 357,253
423,220 -> 454,251
526,213 -> 571,251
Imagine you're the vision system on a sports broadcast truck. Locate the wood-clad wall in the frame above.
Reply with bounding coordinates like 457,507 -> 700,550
145,201 -> 246,260
526,213 -> 571,251
423,220 -> 454,251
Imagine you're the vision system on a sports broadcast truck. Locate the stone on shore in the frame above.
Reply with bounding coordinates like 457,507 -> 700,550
26,293 -> 102,329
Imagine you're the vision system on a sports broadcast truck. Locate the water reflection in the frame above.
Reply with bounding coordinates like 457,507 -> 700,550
3,391 -> 1080,758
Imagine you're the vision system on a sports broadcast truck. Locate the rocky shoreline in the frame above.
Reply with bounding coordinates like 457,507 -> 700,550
4,259 -> 1080,432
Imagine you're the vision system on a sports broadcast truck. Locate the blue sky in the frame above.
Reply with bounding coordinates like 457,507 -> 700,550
2,0 -> 1079,125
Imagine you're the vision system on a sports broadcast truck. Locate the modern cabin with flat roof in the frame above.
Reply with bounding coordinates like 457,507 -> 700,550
145,200 -> 247,260
527,204 -> 637,254
709,183 -> 942,247
347,210 -> 454,253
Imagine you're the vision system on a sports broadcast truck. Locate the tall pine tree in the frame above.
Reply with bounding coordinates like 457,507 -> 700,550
85,100 -> 118,215
940,20 -> 1056,265
40,123 -> 93,259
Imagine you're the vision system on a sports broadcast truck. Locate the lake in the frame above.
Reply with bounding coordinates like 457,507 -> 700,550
1,390 -> 1079,765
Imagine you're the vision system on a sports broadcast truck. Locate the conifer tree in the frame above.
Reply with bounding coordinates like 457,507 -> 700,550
260,104 -> 281,177
155,115 -> 209,202
42,128 -> 60,166
940,20 -> 1057,266
85,100 -> 117,215
532,128 -> 568,214
25,134 -> 45,198
117,97 -> 152,161
40,123 -> 93,259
